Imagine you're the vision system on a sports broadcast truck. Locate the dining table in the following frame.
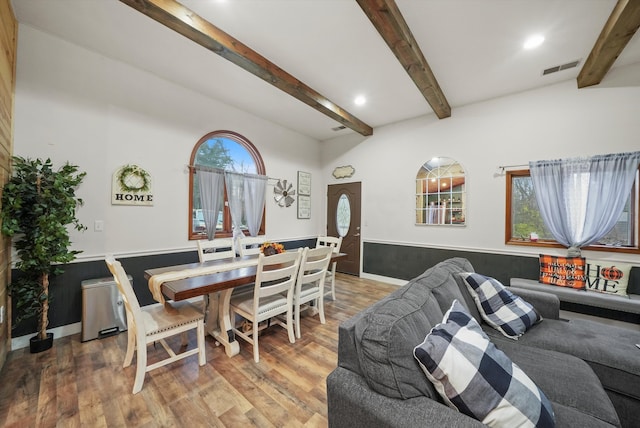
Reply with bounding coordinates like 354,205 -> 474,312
144,251 -> 347,357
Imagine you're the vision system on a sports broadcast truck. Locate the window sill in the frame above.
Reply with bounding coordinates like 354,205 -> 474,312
506,239 -> 640,254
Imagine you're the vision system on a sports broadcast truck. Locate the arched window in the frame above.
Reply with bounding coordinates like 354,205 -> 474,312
189,131 -> 265,239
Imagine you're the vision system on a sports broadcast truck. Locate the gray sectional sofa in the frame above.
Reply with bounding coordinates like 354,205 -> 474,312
327,258 -> 640,428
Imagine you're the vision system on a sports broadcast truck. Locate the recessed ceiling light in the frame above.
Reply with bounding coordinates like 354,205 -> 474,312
354,95 -> 366,106
523,34 -> 545,50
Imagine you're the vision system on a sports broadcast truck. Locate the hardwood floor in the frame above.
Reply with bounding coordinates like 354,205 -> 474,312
0,274 -> 398,428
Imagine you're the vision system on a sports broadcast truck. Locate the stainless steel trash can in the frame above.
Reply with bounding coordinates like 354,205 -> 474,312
81,276 -> 129,342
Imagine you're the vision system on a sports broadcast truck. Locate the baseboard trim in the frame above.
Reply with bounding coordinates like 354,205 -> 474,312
360,272 -> 406,286
11,322 -> 82,350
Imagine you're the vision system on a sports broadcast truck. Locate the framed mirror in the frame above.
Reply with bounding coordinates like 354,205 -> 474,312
416,157 -> 466,226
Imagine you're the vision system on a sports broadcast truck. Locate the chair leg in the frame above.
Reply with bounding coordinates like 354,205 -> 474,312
330,275 -> 336,300
252,322 -> 260,363
124,327 -> 136,368
197,320 -> 206,366
318,295 -> 326,325
286,308 -> 296,344
329,264 -> 337,300
132,341 -> 147,394
294,301 -> 302,339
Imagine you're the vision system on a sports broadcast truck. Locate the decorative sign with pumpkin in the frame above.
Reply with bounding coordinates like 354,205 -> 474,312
585,259 -> 631,295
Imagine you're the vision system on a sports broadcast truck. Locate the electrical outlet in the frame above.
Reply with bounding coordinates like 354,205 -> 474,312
94,220 -> 104,232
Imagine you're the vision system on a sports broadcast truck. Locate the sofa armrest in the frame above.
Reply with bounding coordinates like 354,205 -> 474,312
507,285 -> 561,320
327,366 -> 485,428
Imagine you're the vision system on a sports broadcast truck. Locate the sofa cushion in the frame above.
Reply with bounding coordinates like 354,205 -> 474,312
496,340 -> 621,428
355,278 -> 444,400
458,272 -> 541,339
354,258 -> 474,400
412,258 -> 479,318
484,317 -> 640,403
414,300 -> 555,427
539,254 -> 587,289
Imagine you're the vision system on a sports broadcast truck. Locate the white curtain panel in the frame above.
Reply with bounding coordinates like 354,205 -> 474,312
197,167 -> 225,241
529,151 -> 640,256
243,173 -> 267,236
224,171 -> 246,241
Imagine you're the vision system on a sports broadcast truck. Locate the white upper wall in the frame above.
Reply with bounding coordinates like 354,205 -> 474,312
321,63 -> 640,265
13,25 -> 324,260
13,24 -> 640,266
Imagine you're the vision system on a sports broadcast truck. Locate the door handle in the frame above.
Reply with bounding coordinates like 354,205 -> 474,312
354,233 -> 360,237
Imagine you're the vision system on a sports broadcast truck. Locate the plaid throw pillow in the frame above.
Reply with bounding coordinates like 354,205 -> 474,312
539,254 -> 586,289
414,300 -> 555,428
458,272 -> 541,339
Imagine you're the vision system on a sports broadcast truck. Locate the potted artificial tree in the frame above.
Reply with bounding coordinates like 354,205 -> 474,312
1,156 -> 86,353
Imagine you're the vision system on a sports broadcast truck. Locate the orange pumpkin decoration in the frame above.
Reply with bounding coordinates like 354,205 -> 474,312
601,266 -> 623,281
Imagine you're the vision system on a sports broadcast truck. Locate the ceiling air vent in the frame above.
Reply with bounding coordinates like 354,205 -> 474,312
543,59 -> 581,76
332,125 -> 347,131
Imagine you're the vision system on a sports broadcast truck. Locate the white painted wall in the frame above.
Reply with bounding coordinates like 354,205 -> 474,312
321,64 -> 640,265
13,24 -> 640,268
13,25 -> 324,260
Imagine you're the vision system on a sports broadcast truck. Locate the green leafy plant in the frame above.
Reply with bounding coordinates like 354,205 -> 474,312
1,157 -> 86,340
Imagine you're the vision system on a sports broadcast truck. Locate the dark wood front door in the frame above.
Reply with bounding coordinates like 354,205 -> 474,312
327,182 -> 361,276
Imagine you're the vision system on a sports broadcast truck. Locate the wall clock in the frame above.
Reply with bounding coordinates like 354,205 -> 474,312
274,179 -> 296,207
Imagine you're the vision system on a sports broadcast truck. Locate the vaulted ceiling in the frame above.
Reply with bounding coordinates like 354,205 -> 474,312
11,0 -> 640,141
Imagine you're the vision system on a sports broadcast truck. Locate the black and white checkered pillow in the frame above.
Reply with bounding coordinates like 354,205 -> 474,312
414,300 -> 555,428
458,272 -> 541,339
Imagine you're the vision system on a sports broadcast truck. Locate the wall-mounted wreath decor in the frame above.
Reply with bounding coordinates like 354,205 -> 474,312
112,164 -> 154,206
274,179 -> 295,207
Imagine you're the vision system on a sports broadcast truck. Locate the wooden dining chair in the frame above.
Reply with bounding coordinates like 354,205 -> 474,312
228,248 -> 302,363
293,246 -> 333,339
105,256 -> 206,394
197,237 -> 236,262
316,236 -> 342,300
237,235 -> 268,257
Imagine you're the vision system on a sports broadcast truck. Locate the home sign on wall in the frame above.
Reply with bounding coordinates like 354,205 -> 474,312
112,164 -> 154,206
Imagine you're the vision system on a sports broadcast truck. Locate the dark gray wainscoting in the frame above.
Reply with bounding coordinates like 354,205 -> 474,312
362,242 -> 640,324
11,238 -> 316,338
363,242 -> 540,284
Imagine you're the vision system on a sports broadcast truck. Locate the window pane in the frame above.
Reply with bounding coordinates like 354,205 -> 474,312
595,197 -> 631,246
195,138 -> 257,174
507,170 -> 638,251
193,138 -> 256,232
189,132 -> 264,239
510,175 -> 553,240
336,194 -> 351,237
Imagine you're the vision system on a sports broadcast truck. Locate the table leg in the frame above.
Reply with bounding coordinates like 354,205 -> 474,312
205,290 -> 239,357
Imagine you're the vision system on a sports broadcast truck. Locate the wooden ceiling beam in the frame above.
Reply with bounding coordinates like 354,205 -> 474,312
577,0 -> 640,88
356,0 -> 451,119
119,0 -> 373,136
